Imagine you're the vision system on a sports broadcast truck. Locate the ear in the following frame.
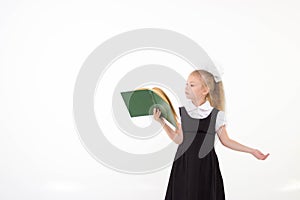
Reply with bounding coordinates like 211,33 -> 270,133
202,86 -> 210,96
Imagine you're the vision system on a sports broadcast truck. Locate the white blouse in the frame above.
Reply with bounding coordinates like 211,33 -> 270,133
180,100 -> 226,134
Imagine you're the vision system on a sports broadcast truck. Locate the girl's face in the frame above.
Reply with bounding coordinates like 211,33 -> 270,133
185,73 -> 209,102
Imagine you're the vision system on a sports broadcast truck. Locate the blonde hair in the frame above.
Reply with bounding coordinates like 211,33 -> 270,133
190,69 -> 226,112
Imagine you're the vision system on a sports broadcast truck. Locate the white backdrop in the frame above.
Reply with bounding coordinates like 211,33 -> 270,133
1,0 -> 300,199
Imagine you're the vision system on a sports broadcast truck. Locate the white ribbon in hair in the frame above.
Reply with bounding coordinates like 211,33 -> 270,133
212,60 -> 224,83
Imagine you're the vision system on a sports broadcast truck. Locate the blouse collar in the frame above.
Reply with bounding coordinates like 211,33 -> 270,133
185,99 -> 212,111
183,99 -> 213,119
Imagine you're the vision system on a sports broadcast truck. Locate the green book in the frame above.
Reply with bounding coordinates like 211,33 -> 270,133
121,88 -> 178,129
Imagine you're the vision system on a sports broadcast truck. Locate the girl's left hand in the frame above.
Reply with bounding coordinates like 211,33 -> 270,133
251,149 -> 270,160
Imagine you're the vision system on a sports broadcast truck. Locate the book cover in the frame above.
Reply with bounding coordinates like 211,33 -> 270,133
121,89 -> 178,129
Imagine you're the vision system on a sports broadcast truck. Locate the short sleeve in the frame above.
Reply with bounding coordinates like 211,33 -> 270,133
215,110 -> 226,134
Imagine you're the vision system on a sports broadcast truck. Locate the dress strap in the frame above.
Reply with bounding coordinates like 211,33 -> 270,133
206,107 -> 220,134
179,106 -> 183,116
198,107 -> 220,159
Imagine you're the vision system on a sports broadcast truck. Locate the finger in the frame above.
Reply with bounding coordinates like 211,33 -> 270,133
261,153 -> 268,159
262,153 -> 268,157
264,153 -> 270,159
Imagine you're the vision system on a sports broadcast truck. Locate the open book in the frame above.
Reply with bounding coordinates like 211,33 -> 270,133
121,87 -> 178,129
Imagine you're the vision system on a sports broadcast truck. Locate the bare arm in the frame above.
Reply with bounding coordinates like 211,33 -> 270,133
153,108 -> 183,144
217,125 -> 270,160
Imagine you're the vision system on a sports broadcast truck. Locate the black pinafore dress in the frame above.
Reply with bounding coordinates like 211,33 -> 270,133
164,106 -> 225,200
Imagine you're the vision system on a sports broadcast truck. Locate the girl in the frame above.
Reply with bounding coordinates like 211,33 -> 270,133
153,69 -> 270,200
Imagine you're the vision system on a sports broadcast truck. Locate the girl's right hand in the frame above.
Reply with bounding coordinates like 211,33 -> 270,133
153,107 -> 162,122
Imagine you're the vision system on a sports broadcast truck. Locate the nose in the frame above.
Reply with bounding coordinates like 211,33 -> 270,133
185,88 -> 189,94
185,85 -> 189,91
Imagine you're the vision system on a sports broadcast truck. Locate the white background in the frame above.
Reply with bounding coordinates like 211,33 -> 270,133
1,0 -> 300,199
